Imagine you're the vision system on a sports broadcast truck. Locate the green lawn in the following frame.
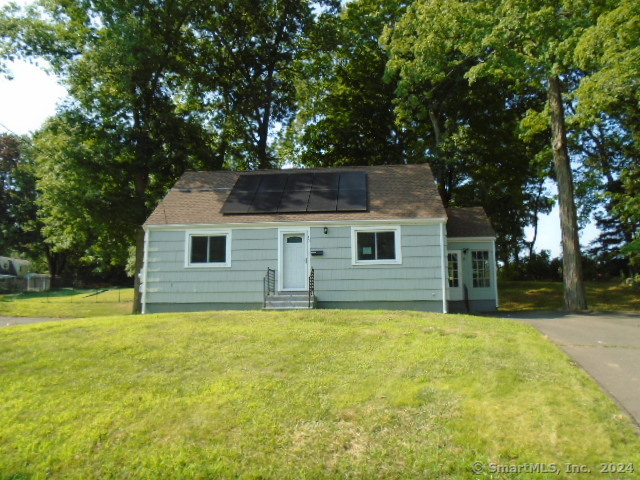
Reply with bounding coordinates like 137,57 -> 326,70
0,288 -> 133,318
499,280 -> 640,312
1,311 -> 638,479
2,280 -> 638,320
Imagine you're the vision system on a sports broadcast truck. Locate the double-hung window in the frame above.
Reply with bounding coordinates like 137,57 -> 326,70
186,231 -> 231,267
472,250 -> 490,287
352,227 -> 401,265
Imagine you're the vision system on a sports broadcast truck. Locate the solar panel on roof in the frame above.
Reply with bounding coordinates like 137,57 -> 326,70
233,174 -> 263,192
248,191 -> 282,213
221,171 -> 368,215
312,172 -> 340,190
278,190 -> 311,213
339,171 -> 367,190
257,174 -> 288,192
337,188 -> 367,211
221,189 -> 255,214
285,173 -> 314,191
307,188 -> 338,212
221,174 -> 263,214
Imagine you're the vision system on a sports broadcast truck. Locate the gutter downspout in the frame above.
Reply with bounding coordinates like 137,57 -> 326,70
440,221 -> 448,313
141,228 -> 150,314
492,239 -> 499,310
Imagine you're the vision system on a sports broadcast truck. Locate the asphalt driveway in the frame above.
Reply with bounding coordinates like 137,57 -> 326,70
501,311 -> 640,427
0,316 -> 72,327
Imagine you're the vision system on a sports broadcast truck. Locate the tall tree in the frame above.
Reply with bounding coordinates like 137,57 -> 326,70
382,0 -> 553,266
384,0 -> 602,310
2,0 -> 221,311
2,0 -> 338,310
0,133 -> 22,253
573,0 -> 640,271
30,113 -> 132,275
187,0 -> 339,170
0,133 -> 65,275
284,0 -> 408,167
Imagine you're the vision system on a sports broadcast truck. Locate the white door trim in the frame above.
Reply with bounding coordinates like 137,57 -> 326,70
278,227 -> 310,291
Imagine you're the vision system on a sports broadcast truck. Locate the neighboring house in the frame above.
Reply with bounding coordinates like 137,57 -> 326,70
0,256 -> 30,278
0,256 -> 34,293
141,164 -> 497,314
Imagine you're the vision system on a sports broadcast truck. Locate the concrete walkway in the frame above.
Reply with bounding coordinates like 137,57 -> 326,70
501,311 -> 640,427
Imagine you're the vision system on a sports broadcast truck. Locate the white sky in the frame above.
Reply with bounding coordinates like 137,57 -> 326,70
0,60 -> 67,135
525,202 -> 600,258
0,0 -> 599,257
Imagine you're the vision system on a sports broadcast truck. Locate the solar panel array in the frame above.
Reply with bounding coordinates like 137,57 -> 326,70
221,172 -> 367,215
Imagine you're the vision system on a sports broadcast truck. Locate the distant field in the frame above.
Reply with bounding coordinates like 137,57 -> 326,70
499,280 -> 640,311
0,288 -> 133,318
0,310 -> 638,479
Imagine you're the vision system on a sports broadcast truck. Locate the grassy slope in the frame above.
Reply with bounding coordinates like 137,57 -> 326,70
0,289 -> 134,318
1,311 -> 638,479
499,281 -> 640,311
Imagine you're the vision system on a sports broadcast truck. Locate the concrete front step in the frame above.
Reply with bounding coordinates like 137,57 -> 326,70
264,293 -> 316,310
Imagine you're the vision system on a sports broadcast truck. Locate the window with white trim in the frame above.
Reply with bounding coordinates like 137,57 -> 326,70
472,250 -> 490,287
447,253 -> 460,288
352,227 -> 401,264
186,232 -> 231,267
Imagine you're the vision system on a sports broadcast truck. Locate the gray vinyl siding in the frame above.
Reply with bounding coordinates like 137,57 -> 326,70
308,225 -> 443,306
143,223 -> 446,312
144,228 -> 277,307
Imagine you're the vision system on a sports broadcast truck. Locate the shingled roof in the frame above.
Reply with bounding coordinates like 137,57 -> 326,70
446,207 -> 495,238
144,164 -> 447,226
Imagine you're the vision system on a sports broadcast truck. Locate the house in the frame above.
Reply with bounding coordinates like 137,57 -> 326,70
141,164 -> 498,314
0,256 -> 30,278
0,256 -> 33,293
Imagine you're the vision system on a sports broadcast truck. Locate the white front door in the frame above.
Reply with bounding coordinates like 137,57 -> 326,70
282,233 -> 307,290
447,251 -> 464,301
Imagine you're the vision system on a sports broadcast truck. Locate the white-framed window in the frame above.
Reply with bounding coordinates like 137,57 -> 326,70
472,250 -> 490,287
351,226 -> 401,265
447,253 -> 460,288
185,230 -> 231,267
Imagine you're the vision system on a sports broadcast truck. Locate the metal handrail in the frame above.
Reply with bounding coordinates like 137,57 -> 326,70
308,268 -> 315,308
263,268 -> 275,308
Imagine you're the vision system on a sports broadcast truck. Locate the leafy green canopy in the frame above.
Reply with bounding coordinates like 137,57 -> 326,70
380,0 -> 554,264
283,0 -> 408,167
1,0 -> 337,300
383,0 -> 602,309
574,0 -> 639,267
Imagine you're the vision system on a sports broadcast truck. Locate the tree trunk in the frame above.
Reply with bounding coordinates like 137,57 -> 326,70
256,114 -> 271,170
428,107 -> 451,205
132,167 -> 150,314
132,227 -> 145,314
256,66 -> 275,170
548,75 -> 587,311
